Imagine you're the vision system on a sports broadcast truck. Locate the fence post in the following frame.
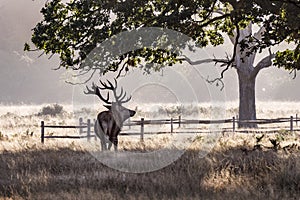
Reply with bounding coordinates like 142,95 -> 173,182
79,117 -> 83,134
290,116 -> 293,132
171,118 -> 173,134
94,119 -> 97,140
140,118 -> 144,142
41,121 -> 45,144
87,119 -> 91,141
178,115 -> 181,128
128,118 -> 131,130
93,119 -> 97,140
232,117 -> 235,132
296,114 -> 298,126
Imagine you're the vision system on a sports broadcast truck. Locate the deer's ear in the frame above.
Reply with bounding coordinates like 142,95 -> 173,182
103,105 -> 111,110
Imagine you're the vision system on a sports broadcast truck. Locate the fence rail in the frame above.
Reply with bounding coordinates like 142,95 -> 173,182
40,115 -> 300,143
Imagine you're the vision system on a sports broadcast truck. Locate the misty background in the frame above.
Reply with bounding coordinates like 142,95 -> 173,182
1,0 -> 300,105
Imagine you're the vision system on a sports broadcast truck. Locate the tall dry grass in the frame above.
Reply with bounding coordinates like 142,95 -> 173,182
0,133 -> 299,200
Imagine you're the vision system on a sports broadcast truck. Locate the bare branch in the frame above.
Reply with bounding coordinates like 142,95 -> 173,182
195,13 -> 231,28
65,69 -> 97,85
179,18 -> 240,91
207,76 -> 225,90
181,56 -> 214,65
205,18 -> 241,89
52,65 -> 61,70
72,68 -> 92,77
250,48 -> 275,79
116,62 -> 128,79
289,69 -> 297,79
48,53 -> 55,60
26,48 -> 40,52
180,55 -> 229,66
38,52 -> 45,58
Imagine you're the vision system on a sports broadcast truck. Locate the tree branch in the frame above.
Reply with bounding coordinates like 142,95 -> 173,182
229,34 -> 235,45
196,13 -> 231,28
181,55 -> 215,65
289,69 -> 297,79
250,48 -> 275,79
204,18 -> 241,90
181,54 -> 234,66
180,18 -> 241,90
65,69 -> 97,85
116,61 -> 128,79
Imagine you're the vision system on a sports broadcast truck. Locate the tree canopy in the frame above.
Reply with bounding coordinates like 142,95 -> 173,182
25,0 -> 300,80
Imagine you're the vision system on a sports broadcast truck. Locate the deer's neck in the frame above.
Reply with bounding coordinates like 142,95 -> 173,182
111,111 -> 124,126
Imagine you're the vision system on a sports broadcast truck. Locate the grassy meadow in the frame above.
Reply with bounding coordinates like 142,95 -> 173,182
0,102 -> 300,199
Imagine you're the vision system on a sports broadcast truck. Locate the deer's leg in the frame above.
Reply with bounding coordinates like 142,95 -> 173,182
106,131 -> 112,150
108,136 -> 118,151
113,137 -> 118,151
95,121 -> 105,151
108,138 -> 113,150
102,133 -> 108,151
98,124 -> 108,151
107,121 -> 115,150
101,138 -> 107,151
98,132 -> 107,151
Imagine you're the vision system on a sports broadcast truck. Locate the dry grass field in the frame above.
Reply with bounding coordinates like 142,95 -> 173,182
0,103 -> 300,199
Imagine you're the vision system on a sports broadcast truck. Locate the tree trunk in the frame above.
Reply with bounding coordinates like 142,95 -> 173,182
237,71 -> 258,128
188,23 -> 273,129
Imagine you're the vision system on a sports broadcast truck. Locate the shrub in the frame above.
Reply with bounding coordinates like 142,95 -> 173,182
38,104 -> 64,116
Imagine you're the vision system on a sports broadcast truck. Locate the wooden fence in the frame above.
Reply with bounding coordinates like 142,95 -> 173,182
40,115 -> 300,143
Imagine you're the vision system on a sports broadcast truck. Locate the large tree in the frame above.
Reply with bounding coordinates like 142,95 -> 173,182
25,0 -> 300,127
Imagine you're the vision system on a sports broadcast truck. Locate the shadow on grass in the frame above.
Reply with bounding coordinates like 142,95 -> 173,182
0,145 -> 299,199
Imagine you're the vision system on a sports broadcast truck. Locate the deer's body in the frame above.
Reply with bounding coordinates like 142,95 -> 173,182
95,111 -> 118,150
95,103 -> 135,151
85,79 -> 135,151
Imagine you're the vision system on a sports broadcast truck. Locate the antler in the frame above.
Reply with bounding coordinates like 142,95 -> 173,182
84,82 -> 111,104
85,79 -> 132,104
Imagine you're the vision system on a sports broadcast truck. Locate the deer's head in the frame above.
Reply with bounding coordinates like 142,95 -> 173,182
85,79 -> 136,122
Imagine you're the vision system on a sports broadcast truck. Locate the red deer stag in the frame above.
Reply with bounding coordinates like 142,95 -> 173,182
85,79 -> 136,151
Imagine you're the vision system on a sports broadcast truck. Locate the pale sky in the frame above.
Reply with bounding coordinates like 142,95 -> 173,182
0,0 -> 299,104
